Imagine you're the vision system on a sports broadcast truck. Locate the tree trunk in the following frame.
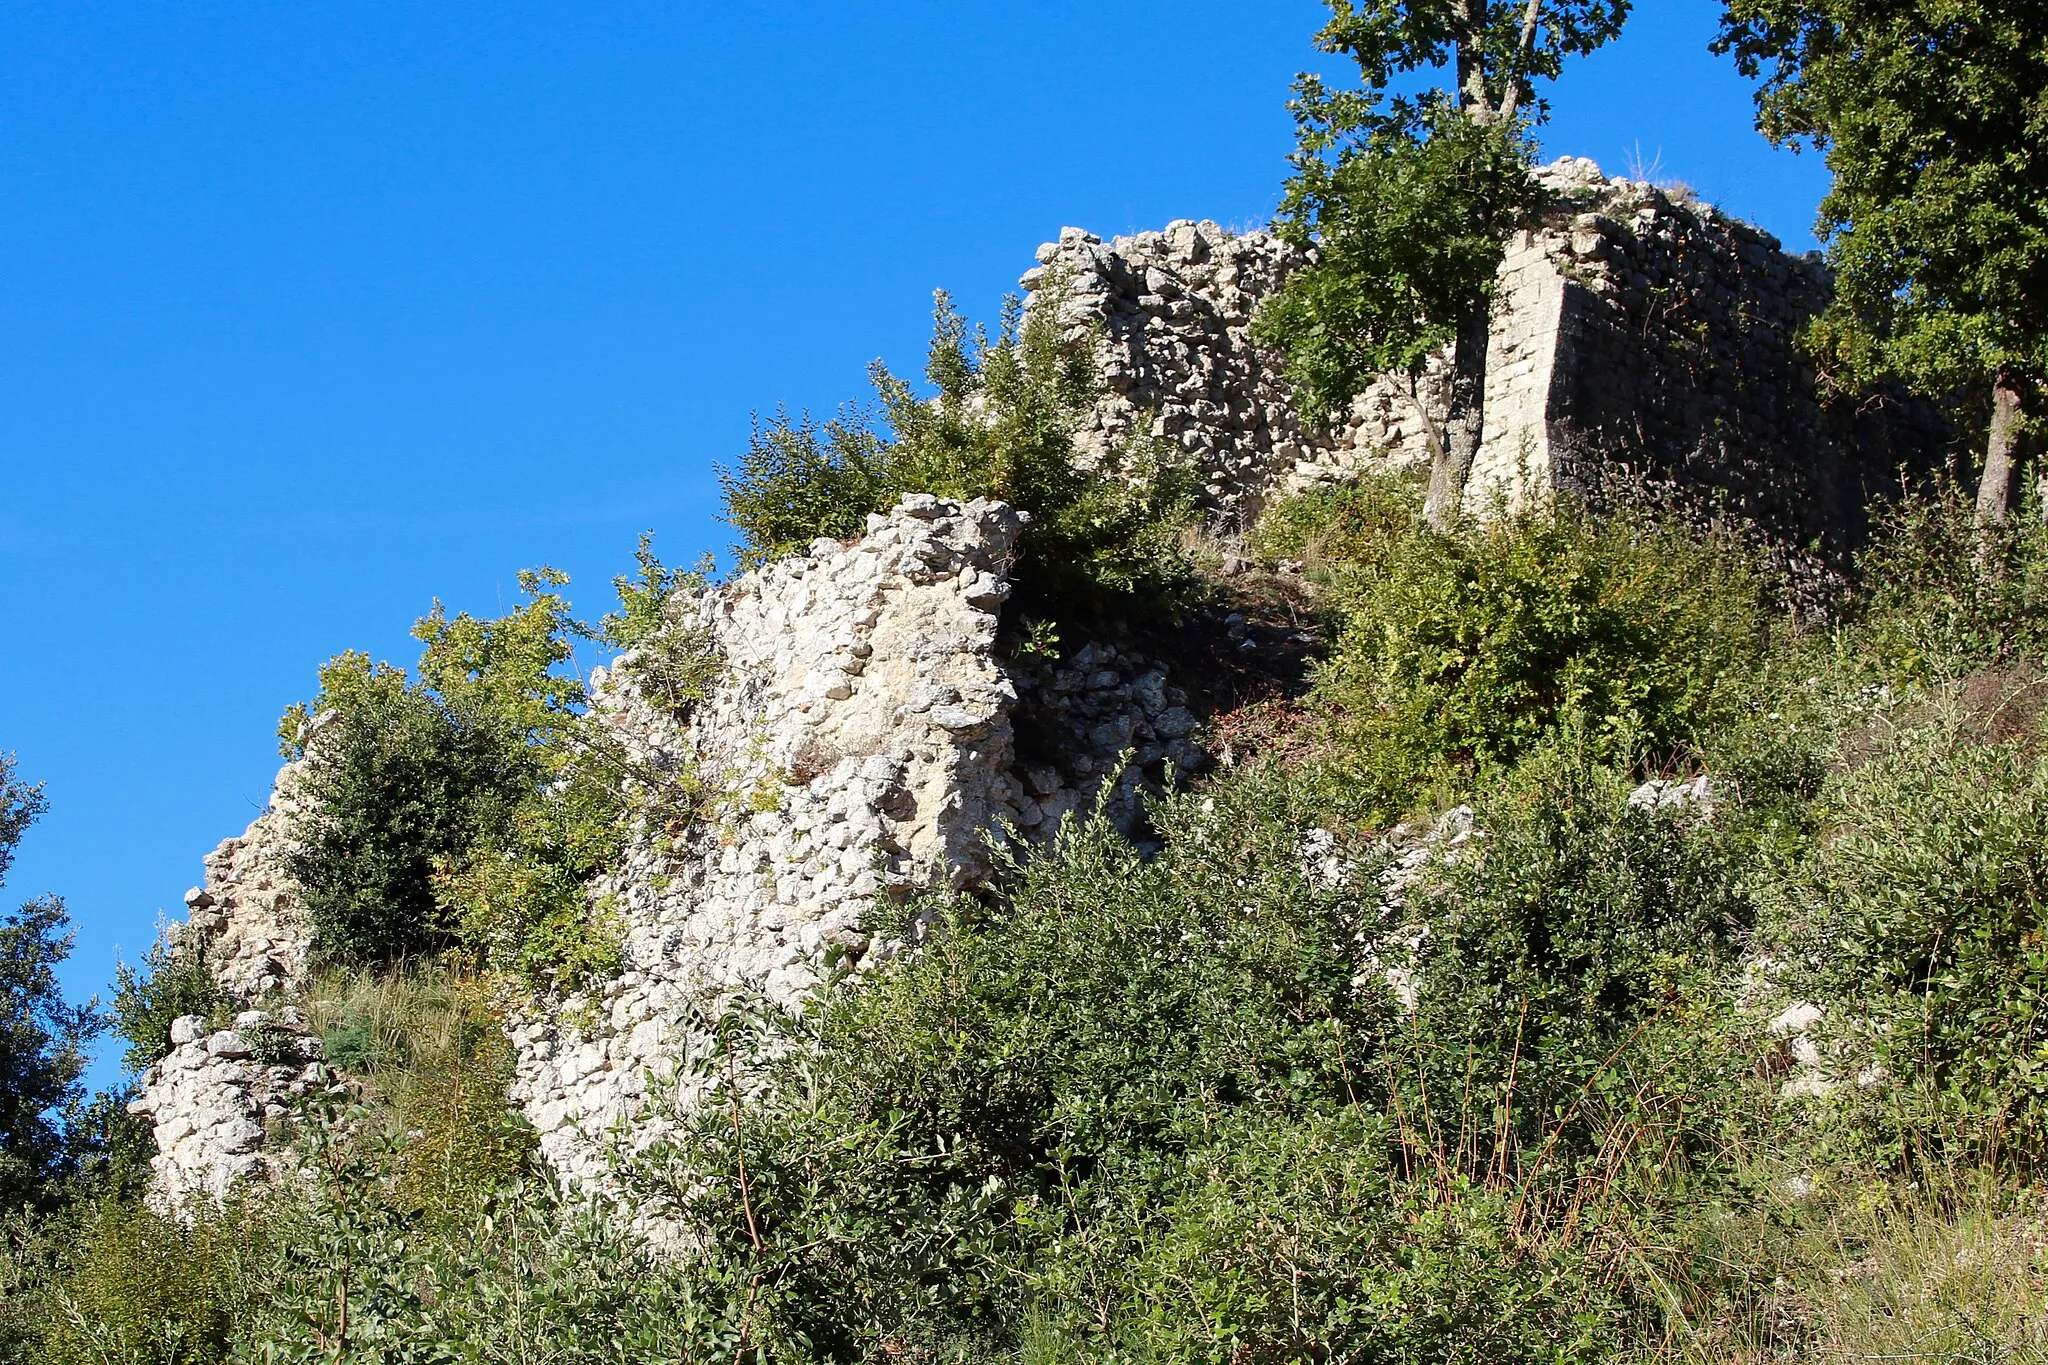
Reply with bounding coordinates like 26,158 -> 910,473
1424,292 -> 1493,529
1976,373 -> 2026,526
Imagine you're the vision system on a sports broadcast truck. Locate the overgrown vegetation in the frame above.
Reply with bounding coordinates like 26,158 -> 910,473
274,551 -> 718,991
12,3 -> 2048,1354
1260,481 -> 1768,818
721,291 -> 1205,624
21,478 -> 2048,1361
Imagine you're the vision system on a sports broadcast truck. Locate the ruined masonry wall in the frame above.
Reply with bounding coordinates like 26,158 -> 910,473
128,760 -> 326,1209
509,496 -> 1158,1201
1025,158 -> 1947,576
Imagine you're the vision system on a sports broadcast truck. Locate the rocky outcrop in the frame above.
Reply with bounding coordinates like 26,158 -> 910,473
129,763 -> 320,1212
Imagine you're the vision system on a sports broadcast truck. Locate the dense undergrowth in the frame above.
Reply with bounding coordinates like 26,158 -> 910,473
15,474 -> 2048,1362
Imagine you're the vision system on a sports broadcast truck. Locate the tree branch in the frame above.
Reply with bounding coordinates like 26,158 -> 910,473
1498,0 -> 1545,122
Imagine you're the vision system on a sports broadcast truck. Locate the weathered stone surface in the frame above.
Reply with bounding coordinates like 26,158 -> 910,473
127,1010 -> 325,1210
1025,158 -> 1950,593
507,497 -> 1032,1209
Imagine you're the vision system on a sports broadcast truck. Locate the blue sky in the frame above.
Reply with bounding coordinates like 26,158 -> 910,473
0,0 -> 1829,1090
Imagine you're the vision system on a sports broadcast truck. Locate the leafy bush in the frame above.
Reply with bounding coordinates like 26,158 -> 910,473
1404,740 -> 1756,1174
634,773 -> 1396,1358
1856,483 -> 2048,680
1247,475 -> 1426,582
27,1198 -> 258,1365
722,291 -> 1204,621
286,661 -> 533,965
1762,720 -> 2048,1168
0,898 -> 102,1216
280,553 -> 712,987
720,407 -> 895,568
1311,498 -> 1766,817
602,533 -> 722,717
301,966 -> 535,1223
109,926 -> 228,1073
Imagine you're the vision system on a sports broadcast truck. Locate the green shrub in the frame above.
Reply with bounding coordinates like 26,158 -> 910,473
1762,720 -> 2048,1168
1404,739 -> 1756,1173
287,668 -> 532,965
1247,476 -> 1426,582
29,1199 -> 259,1365
110,928 -> 229,1073
1855,483 -> 2048,681
602,533 -> 723,717
720,407 -> 894,568
1060,1125 -> 1637,1365
1312,498 -> 1766,818
300,965 -> 534,1223
637,772 -> 1397,1358
721,291 -> 1204,622
280,553 -> 710,987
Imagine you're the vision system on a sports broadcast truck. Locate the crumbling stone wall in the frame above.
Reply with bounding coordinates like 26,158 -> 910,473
139,162 -> 1947,1210
128,762 -> 323,1210
1027,158 -> 1949,583
506,496 -> 1183,1205
1027,222 -> 1439,524
1471,158 -> 1950,602
127,1008 -> 330,1209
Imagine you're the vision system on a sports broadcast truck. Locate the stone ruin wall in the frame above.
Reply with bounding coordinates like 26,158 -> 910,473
133,158 -> 1945,1212
133,496 -> 1206,1214
1027,157 -> 1949,579
1481,159 -> 1952,603
126,765 -> 331,1209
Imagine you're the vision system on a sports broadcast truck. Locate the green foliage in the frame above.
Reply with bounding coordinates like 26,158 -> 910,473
26,1199 -> 257,1365
601,534 -> 723,718
1856,483 -> 2048,680
721,292 -> 1203,621
1247,475 -> 1426,581
0,756 -> 43,889
1406,741 -> 1754,1162
721,408 -> 895,570
633,774 -> 1397,1359
1762,721 -> 2048,1169
1258,109 -> 1540,425
1717,1 -> 2048,403
1257,1 -> 1627,435
0,766 -> 104,1217
280,547 -> 713,988
300,968 -> 536,1224
110,926 -> 228,1074
0,898 -> 100,1216
288,674 -> 533,966
1312,499 -> 1766,817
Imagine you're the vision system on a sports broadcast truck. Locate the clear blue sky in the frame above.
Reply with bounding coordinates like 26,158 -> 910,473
1,0 -> 1828,1091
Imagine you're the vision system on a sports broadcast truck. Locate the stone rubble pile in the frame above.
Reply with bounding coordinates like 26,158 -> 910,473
127,1009 -> 330,1209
